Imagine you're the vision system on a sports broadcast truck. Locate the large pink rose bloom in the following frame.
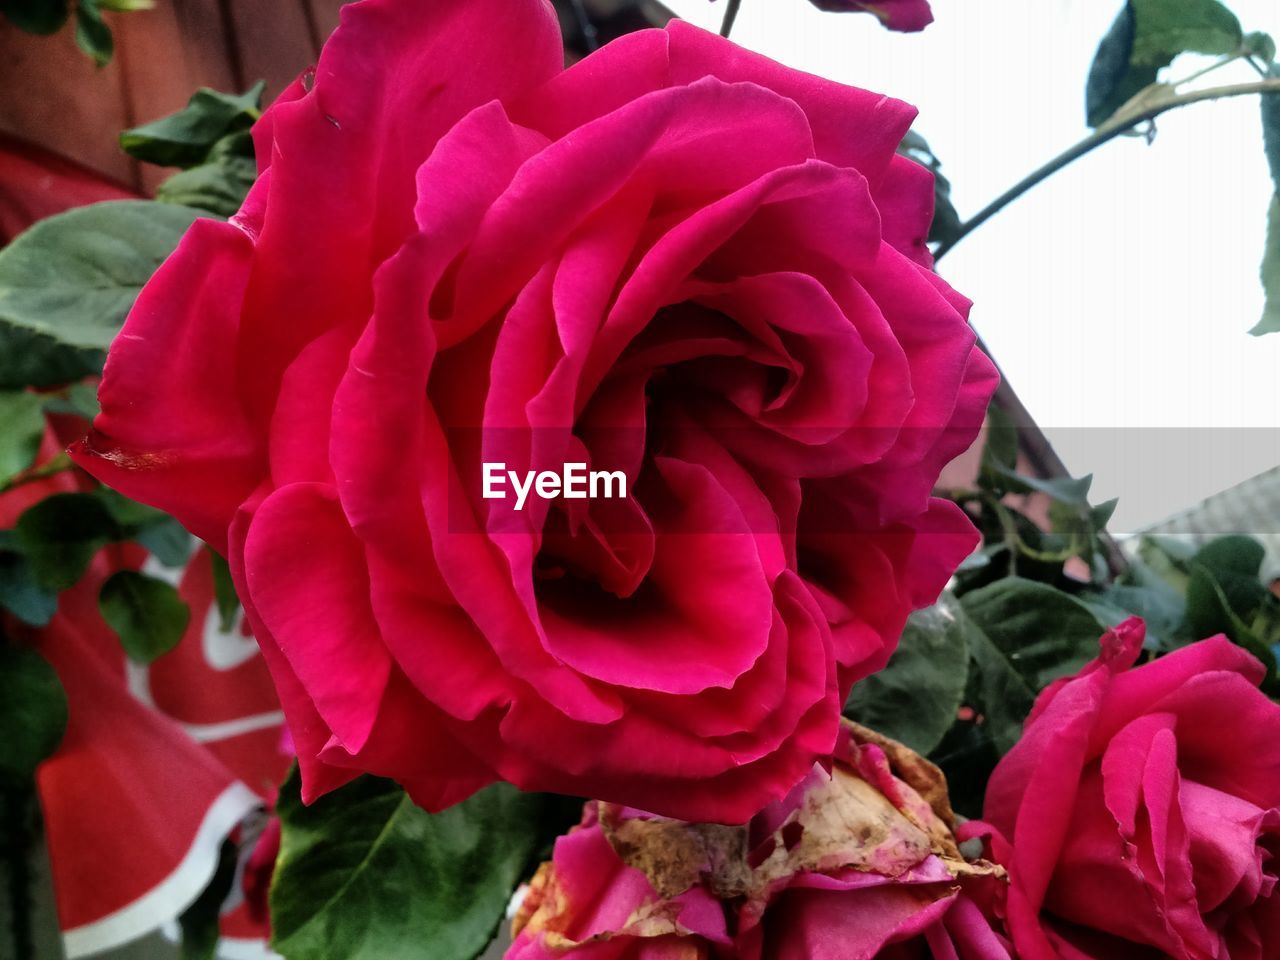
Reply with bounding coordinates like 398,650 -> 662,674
73,0 -> 995,821
982,618 -> 1280,959
510,723 -> 1009,959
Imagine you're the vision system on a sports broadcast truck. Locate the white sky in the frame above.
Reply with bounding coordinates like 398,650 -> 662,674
666,0 -> 1280,532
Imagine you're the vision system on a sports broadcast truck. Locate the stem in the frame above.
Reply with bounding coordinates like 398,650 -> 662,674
0,453 -> 74,496
720,0 -> 742,38
934,78 -> 1280,261
567,0 -> 598,52
1174,53 -> 1241,88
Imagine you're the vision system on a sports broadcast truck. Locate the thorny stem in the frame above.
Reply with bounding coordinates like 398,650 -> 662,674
933,78 -> 1280,261
720,0 -> 743,38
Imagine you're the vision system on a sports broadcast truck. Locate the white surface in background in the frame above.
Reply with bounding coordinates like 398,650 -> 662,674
667,0 -> 1280,532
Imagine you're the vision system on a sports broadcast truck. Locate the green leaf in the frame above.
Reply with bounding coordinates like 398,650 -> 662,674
0,200 -> 205,352
134,516 -> 192,567
0,645 -> 68,784
1086,0 -> 1243,127
121,83 -> 265,168
208,548 -> 239,632
271,771 -> 544,960
157,154 -> 257,217
960,578 -> 1110,752
1256,194 -> 1280,335
42,381 -> 101,420
1185,565 -> 1279,690
978,400 -> 1019,482
92,488 -> 192,565
1000,469 -> 1094,506
962,616 -> 1038,756
0,390 -> 46,486
0,323 -> 102,390
1193,534 -> 1266,579
99,570 -> 190,663
0,550 -> 58,626
14,492 -> 119,591
845,595 -> 970,755
73,0 -> 113,66
1091,569 -> 1185,650
1244,30 -> 1277,64
0,0 -> 69,34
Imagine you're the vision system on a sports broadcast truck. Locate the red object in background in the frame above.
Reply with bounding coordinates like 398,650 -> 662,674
3,427 -> 288,958
2,139 -> 285,957
0,132 -> 137,244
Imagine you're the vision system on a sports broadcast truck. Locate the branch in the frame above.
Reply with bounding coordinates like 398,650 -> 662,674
934,78 -> 1280,261
720,0 -> 743,38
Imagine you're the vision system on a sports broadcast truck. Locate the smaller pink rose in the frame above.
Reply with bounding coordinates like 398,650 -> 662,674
981,617 -> 1280,960
509,722 -> 1009,959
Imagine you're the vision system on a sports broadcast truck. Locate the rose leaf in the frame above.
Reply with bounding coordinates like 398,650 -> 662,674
0,645 -> 68,785
845,594 -> 971,755
271,770 -> 544,960
0,200 -> 205,354
98,570 -> 190,664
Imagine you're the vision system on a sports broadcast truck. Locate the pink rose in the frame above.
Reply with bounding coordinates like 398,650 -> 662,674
981,617 -> 1280,959
809,0 -> 934,33
509,723 -> 1010,959
73,0 -> 995,821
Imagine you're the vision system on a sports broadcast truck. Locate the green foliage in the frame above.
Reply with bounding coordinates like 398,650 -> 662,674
961,578 -> 1110,745
99,570 -> 190,663
0,200 -> 204,355
73,0 -> 112,66
94,489 -> 194,566
1254,64 -> 1280,335
1244,30 -> 1277,64
208,548 -> 240,631
0,324 -> 101,391
13,493 -> 118,591
0,644 -> 68,785
271,770 -> 545,960
896,130 -> 963,249
156,152 -> 258,218
1086,0 -> 1243,127
3,489 -> 192,645
0,0 -> 68,34
41,381 -> 100,420
1256,194 -> 1280,335
121,84 -> 264,167
956,405 -> 1119,586
0,0 -> 149,64
0,543 -> 58,627
1183,536 -> 1280,691
845,594 -> 970,754
0,391 -> 46,487
123,85 -> 265,217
